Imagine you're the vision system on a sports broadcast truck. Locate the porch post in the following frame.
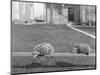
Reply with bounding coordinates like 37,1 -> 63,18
50,3 -> 53,24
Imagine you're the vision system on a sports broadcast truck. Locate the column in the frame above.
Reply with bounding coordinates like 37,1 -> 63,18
30,3 -> 34,20
25,3 -> 31,22
50,3 -> 53,24
12,1 -> 19,21
19,2 -> 25,22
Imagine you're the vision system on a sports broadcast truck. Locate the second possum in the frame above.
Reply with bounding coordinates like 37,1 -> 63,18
73,43 -> 91,55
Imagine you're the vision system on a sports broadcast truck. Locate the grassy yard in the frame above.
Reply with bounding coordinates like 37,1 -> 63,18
11,24 -> 95,53
11,24 -> 96,74
74,26 -> 96,36
11,55 -> 95,74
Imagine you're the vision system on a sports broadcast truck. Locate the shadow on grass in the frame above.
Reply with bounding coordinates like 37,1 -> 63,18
56,62 -> 95,67
12,61 -> 96,75
12,61 -> 95,68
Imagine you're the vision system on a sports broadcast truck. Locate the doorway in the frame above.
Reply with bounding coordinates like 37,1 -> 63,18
68,8 -> 74,21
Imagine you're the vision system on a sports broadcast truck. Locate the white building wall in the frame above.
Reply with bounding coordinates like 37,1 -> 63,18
80,6 -> 96,26
53,6 -> 68,24
47,8 -> 50,23
19,2 -> 25,22
30,3 -> 34,20
12,2 -> 47,23
33,3 -> 46,20
25,3 -> 31,21
12,1 -> 19,21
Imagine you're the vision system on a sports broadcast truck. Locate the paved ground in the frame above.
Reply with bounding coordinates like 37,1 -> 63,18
12,52 -> 95,56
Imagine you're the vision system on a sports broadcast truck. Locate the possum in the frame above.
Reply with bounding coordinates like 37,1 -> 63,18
73,43 -> 91,55
32,42 -> 54,57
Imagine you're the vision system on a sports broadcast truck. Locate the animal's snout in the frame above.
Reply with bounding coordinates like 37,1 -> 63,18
73,47 -> 77,53
32,51 -> 40,57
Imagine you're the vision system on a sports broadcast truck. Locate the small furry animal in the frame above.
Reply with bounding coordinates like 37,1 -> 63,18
32,42 -> 54,57
73,43 -> 91,55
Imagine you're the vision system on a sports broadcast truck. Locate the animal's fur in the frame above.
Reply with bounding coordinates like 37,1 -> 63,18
73,43 -> 91,55
32,42 -> 54,57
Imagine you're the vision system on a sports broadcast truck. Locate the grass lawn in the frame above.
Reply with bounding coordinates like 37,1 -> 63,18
74,26 -> 96,36
12,66 -> 95,74
11,55 -> 95,74
11,24 -> 95,53
11,23 -> 96,74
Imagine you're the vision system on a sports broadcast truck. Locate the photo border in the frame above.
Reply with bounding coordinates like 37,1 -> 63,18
10,0 -> 97,74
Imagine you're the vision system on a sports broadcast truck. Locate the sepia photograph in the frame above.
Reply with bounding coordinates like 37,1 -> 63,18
11,0 -> 96,74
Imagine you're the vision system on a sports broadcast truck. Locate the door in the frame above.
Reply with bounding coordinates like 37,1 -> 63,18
68,8 -> 74,21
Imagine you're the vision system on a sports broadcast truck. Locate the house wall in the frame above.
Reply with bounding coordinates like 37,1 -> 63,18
46,4 -> 80,24
12,2 -> 80,24
25,3 -> 31,22
12,1 -> 19,21
19,2 -> 25,22
64,4 -> 80,24
33,3 -> 46,21
12,1 -> 96,26
80,6 -> 96,26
